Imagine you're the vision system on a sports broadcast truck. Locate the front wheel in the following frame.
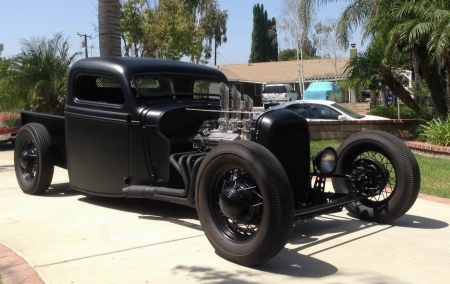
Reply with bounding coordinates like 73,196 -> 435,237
14,123 -> 54,195
196,140 -> 294,266
332,131 -> 420,223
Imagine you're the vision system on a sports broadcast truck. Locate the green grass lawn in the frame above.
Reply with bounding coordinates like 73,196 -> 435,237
310,139 -> 450,199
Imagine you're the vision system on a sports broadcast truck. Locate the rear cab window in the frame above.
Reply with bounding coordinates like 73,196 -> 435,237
75,75 -> 125,106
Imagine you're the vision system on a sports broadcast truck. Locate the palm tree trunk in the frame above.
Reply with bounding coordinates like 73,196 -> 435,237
379,87 -> 387,107
98,0 -> 122,57
369,89 -> 377,107
382,73 -> 428,119
444,55 -> 450,110
417,45 -> 447,120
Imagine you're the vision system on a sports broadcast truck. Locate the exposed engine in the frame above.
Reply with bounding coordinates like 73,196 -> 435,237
193,83 -> 255,152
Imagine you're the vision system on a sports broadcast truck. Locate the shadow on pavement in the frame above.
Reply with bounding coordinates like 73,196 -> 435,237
0,143 -> 14,152
0,163 -> 14,173
391,214 -> 448,229
258,250 -> 338,278
139,215 -> 203,231
78,194 -> 198,220
172,249 -> 338,280
44,182 -> 80,197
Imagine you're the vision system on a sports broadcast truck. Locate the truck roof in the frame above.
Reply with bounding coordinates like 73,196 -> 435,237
69,57 -> 228,82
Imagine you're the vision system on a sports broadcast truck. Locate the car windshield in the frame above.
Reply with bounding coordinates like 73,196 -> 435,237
331,103 -> 364,119
262,85 -> 286,93
132,73 -> 223,99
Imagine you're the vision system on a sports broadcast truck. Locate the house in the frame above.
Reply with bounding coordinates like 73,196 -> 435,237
212,57 -> 350,106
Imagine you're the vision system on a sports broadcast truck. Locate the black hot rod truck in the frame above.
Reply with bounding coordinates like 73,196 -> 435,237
14,57 -> 420,266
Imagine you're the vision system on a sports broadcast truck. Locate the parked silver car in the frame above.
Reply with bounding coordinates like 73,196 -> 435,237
261,84 -> 298,109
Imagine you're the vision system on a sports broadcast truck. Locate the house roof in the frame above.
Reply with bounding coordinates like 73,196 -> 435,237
213,57 -> 350,84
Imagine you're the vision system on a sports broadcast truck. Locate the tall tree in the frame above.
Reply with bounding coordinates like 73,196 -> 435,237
194,0 -> 228,64
98,0 -> 122,56
120,0 -> 227,63
121,0 -> 146,57
250,4 -> 263,62
0,33 -> 80,115
279,0 -> 316,92
268,17 -> 279,61
250,4 -> 278,63
314,19 -> 348,83
160,0 -> 198,60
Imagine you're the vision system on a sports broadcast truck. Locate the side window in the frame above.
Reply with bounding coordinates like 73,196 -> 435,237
321,106 -> 340,119
286,104 -> 308,117
75,75 -> 125,105
310,105 -> 340,119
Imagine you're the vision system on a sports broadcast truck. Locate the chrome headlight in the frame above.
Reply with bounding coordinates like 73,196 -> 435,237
314,147 -> 337,174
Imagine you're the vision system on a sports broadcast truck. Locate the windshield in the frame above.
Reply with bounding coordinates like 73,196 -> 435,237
331,103 -> 364,119
262,85 -> 286,93
132,73 -> 223,99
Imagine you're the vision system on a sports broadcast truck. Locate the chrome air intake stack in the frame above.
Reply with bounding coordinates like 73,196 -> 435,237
229,87 -> 242,130
218,83 -> 230,132
192,84 -> 254,151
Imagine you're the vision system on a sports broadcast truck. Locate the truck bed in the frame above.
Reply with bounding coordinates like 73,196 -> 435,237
21,111 -> 67,169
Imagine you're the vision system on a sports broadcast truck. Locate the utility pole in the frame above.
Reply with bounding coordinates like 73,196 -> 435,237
78,33 -> 92,58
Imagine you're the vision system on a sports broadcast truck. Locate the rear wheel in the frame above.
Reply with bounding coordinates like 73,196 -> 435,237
332,131 -> 420,223
14,123 -> 54,195
196,140 -> 294,266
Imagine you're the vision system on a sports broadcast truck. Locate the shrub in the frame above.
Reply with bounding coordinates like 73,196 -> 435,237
369,105 -> 420,119
419,118 -> 450,146
0,112 -> 20,129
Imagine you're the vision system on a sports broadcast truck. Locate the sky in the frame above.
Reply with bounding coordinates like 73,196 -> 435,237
0,0 -> 364,65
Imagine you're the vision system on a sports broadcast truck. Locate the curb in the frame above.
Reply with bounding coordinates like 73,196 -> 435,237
405,141 -> 450,158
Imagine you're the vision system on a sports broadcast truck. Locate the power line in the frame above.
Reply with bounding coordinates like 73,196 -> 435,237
217,52 -> 233,65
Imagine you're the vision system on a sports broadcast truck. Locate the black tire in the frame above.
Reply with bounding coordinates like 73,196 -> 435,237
14,123 -> 54,195
332,130 -> 420,223
196,140 -> 294,266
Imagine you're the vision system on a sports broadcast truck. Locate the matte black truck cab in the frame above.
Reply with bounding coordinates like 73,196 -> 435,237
14,57 -> 420,266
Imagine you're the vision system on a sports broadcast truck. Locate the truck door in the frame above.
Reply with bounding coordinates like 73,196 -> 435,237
65,74 -> 129,195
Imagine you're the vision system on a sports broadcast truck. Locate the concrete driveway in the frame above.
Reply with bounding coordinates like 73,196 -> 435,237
1,143 -> 450,284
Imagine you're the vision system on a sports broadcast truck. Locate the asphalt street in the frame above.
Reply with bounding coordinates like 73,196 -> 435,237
1,142 -> 450,284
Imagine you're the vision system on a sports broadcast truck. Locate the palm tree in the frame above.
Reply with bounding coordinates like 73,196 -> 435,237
98,0 -> 122,56
371,0 -> 449,119
0,33 -> 79,115
301,0 -> 450,119
345,35 -> 427,118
